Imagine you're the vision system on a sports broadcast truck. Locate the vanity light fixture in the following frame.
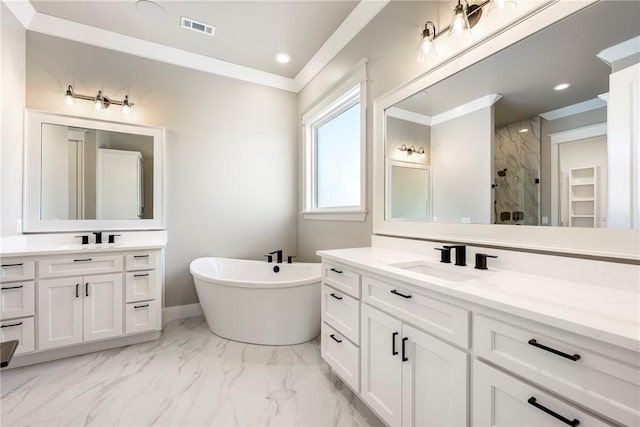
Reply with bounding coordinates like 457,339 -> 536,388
449,0 -> 472,38
399,144 -> 426,159
419,21 -> 437,61
490,0 -> 517,12
64,85 -> 134,115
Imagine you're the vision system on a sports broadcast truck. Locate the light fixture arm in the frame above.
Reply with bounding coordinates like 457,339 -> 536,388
429,0 -> 491,41
64,85 -> 134,110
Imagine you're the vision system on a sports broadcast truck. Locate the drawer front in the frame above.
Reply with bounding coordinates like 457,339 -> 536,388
474,314 -> 639,426
321,322 -> 359,392
125,252 -> 159,271
1,281 -> 35,320
363,276 -> 469,349
125,270 -> 158,303
0,260 -> 35,283
39,255 -> 123,278
1,317 -> 35,355
321,284 -> 360,344
473,359 -> 608,427
126,300 -> 159,334
322,263 -> 360,299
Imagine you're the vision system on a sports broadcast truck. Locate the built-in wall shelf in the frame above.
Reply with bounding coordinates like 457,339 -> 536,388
569,166 -> 598,227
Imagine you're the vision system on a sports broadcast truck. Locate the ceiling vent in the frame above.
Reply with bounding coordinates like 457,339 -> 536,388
181,17 -> 215,37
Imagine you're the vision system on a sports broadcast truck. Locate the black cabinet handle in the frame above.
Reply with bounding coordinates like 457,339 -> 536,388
330,293 -> 343,300
402,337 -> 409,362
134,304 -> 149,309
74,258 -> 92,262
1,285 -> 24,290
134,273 -> 149,278
527,397 -> 580,426
329,334 -> 342,343
1,322 -> 23,328
85,283 -> 89,297
329,268 -> 343,274
392,332 -> 399,355
76,283 -> 79,298
1,263 -> 23,267
134,255 -> 149,258
390,289 -> 412,299
528,339 -> 580,361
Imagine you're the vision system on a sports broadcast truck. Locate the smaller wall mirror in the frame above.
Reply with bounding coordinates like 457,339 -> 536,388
25,111 -> 165,232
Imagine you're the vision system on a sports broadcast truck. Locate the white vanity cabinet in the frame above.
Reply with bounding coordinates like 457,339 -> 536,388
1,259 -> 36,355
38,273 -> 123,350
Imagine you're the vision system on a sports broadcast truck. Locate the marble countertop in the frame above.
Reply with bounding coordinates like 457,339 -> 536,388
317,247 -> 640,352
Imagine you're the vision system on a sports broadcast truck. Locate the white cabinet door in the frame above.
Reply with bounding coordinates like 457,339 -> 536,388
402,324 -> 468,427
473,360 -> 607,427
38,277 -> 83,350
84,273 -> 123,342
361,304 -> 403,426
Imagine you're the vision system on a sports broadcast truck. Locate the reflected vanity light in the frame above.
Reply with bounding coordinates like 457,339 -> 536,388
64,85 -> 134,115
399,144 -> 426,159
518,128 -> 528,133
418,0 -> 515,62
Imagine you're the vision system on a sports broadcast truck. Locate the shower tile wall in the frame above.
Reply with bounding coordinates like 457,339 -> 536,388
494,117 -> 541,225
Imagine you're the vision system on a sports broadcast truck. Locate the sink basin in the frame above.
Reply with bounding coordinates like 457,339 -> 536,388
392,261 -> 480,283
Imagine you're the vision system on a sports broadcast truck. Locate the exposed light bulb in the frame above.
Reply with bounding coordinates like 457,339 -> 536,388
452,12 -> 465,35
121,95 -> 131,115
490,0 -> 517,13
64,85 -> 74,106
421,37 -> 432,55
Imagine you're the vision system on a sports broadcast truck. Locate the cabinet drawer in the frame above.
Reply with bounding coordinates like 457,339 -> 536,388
321,284 -> 359,344
126,300 -> 159,334
125,271 -> 158,303
39,255 -> 123,278
322,263 -> 360,299
1,281 -> 35,320
0,260 -> 35,283
363,276 -> 469,349
125,252 -> 159,271
473,359 -> 607,426
321,322 -> 359,392
1,317 -> 35,355
474,314 -> 639,426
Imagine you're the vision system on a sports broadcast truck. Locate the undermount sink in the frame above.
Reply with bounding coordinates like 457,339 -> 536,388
392,261 -> 480,283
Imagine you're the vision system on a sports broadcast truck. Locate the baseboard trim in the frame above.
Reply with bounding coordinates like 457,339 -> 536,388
163,303 -> 203,324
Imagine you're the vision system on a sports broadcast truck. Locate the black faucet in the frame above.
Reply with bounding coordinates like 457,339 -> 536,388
475,253 -> 498,270
434,247 -> 452,263
444,245 -> 466,266
92,232 -> 103,244
269,250 -> 283,264
75,235 -> 89,245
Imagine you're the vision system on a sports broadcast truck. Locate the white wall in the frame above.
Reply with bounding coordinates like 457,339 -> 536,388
24,33 -> 298,307
430,108 -> 493,224
41,124 -> 71,220
1,4 -> 26,237
297,1 -> 442,261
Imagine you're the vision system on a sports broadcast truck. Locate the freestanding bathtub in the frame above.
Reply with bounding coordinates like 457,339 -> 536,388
190,257 -> 321,345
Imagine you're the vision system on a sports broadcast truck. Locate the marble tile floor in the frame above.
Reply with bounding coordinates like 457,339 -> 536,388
0,316 -> 384,427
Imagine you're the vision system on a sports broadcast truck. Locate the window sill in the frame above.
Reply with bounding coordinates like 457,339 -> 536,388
301,210 -> 368,222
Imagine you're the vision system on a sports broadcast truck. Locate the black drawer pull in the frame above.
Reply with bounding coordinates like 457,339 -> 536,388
528,397 -> 580,426
528,339 -> 580,361
76,283 -> 79,298
1,322 -> 23,328
85,282 -> 89,297
1,263 -> 23,267
392,332 -> 399,355
134,255 -> 150,258
329,334 -> 342,343
134,304 -> 149,309
134,273 -> 149,278
1,285 -> 24,290
402,337 -> 409,361
330,293 -> 342,300
329,268 -> 343,274
74,258 -> 92,262
390,289 -> 412,299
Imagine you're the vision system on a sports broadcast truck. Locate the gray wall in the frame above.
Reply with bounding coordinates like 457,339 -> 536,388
386,117 -> 430,163
1,4 -> 26,237
297,1 -> 441,262
24,33 -> 298,307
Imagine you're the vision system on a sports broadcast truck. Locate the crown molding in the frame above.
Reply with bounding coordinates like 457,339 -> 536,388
597,35 -> 640,66
539,96 -> 607,121
3,0 -> 389,93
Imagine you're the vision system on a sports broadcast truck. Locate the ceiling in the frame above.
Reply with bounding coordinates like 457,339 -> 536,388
30,0 -> 359,78
394,1 -> 640,127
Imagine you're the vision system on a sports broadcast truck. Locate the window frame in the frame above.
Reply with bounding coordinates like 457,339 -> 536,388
301,61 -> 367,221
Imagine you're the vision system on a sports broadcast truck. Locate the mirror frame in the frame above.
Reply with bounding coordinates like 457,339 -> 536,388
373,0 -> 640,260
24,110 -> 166,232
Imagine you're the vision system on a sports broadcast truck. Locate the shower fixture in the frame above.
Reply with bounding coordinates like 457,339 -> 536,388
497,168 -> 507,177
64,85 -> 133,115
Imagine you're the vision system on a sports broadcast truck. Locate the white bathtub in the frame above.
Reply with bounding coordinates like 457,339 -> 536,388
190,257 -> 321,345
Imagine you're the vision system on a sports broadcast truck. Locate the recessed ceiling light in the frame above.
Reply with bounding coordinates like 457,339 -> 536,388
553,83 -> 570,91
136,0 -> 166,17
519,128 -> 529,133
275,53 -> 291,64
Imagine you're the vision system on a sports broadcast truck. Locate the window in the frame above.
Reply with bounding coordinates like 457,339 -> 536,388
302,63 -> 367,221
